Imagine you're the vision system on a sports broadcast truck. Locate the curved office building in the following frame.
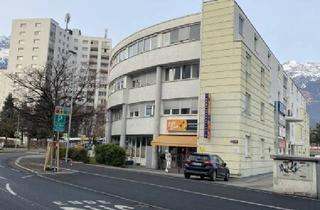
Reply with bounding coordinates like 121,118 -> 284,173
106,13 -> 201,167
106,0 -> 310,177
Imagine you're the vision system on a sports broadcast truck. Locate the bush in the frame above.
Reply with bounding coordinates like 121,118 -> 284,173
95,144 -> 126,167
59,146 -> 89,163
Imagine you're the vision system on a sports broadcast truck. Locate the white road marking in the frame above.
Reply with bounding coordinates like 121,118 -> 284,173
5,183 -> 17,196
43,175 -> 168,210
21,174 -> 33,179
79,171 -> 293,210
0,176 -> 7,180
0,165 -> 4,168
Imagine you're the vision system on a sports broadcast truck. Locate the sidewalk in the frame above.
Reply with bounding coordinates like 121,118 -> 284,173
16,155 -> 273,192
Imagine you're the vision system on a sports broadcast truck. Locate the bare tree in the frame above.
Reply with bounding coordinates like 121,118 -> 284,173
7,54 -> 96,140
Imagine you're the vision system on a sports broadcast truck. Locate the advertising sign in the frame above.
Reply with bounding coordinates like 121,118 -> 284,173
204,93 -> 211,139
167,119 -> 197,132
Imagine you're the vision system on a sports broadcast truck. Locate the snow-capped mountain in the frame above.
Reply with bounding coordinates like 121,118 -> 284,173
283,61 -> 320,127
0,35 -> 10,69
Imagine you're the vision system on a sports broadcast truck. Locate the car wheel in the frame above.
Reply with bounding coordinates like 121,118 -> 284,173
210,170 -> 217,181
224,172 -> 230,181
184,173 -> 190,179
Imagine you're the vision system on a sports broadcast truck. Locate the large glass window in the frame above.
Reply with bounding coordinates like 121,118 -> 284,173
182,65 -> 191,79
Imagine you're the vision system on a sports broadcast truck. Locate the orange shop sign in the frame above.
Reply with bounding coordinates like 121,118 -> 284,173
167,120 -> 188,132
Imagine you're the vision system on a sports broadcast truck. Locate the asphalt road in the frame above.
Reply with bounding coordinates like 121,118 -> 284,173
1,152 -> 320,210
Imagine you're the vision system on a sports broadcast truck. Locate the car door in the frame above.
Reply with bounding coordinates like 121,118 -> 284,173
215,156 -> 225,177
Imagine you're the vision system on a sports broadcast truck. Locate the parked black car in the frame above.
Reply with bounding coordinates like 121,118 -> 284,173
184,153 -> 230,181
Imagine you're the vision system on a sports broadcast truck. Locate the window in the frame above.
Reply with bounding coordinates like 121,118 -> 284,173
32,56 -> 38,60
138,40 -> 144,54
239,16 -> 244,36
191,98 -> 198,114
17,56 -> 23,60
192,64 -> 199,78
172,109 -> 180,115
178,26 -> 190,41
98,91 -> 106,96
181,108 -> 190,115
151,36 -> 158,50
82,47 -> 88,51
33,47 -> 39,52
18,40 -> 25,44
19,31 -> 26,36
145,104 -> 154,117
174,67 -> 181,80
82,40 -> 89,44
162,32 -> 170,47
164,109 -> 170,115
165,68 -> 174,81
16,64 -> 22,69
245,52 -> 251,75
254,34 -> 258,51
128,43 -> 138,57
182,65 -> 191,79
18,47 -> 24,52
260,102 -> 265,121
35,23 -> 41,27
260,68 -> 265,87
20,23 -> 26,28
34,31 -> 40,36
245,135 -> 250,157
260,139 -> 265,158
144,38 -> 151,52
170,28 -> 179,44
82,55 -> 88,59
34,39 -> 40,44
190,24 -> 200,40
244,92 -> 251,115
267,51 -> 271,66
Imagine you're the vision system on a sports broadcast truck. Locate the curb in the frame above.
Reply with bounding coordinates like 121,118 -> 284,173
14,154 -> 78,175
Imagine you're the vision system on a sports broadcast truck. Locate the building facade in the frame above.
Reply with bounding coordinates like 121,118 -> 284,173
106,0 -> 309,177
0,19 -> 111,138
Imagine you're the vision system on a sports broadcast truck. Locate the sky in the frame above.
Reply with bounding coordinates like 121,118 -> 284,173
0,0 -> 319,63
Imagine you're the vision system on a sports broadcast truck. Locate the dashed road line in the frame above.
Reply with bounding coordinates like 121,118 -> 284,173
0,176 -> 7,180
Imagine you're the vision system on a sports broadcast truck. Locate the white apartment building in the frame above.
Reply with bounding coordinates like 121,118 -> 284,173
0,19 -> 111,132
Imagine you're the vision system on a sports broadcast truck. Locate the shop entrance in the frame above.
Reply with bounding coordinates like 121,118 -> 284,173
158,146 -> 196,172
126,135 -> 152,166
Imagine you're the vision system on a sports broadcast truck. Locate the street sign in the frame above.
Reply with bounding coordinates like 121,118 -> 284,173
54,114 -> 66,132
55,106 -> 71,116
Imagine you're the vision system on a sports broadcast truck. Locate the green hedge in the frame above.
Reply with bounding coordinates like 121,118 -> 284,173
95,144 -> 126,167
60,146 -> 89,163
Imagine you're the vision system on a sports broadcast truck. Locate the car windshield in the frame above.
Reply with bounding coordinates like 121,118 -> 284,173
189,155 -> 210,162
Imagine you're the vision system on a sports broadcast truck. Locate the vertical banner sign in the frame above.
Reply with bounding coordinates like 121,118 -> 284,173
204,93 -> 211,139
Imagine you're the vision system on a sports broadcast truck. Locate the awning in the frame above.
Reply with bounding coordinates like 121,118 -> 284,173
151,135 -> 197,147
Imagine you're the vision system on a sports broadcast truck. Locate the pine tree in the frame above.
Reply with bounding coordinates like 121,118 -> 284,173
0,93 -> 17,139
